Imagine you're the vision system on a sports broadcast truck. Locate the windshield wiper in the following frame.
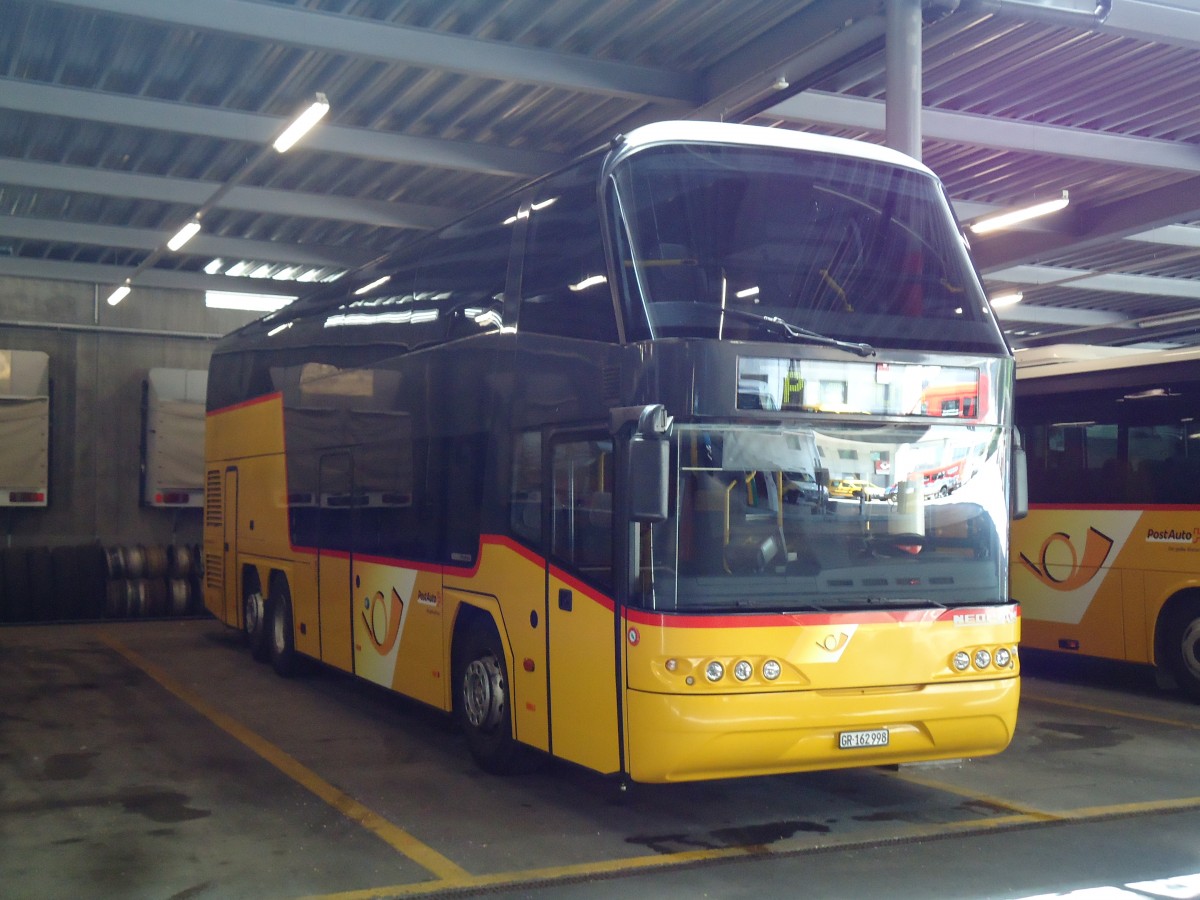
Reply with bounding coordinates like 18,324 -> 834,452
719,307 -> 876,357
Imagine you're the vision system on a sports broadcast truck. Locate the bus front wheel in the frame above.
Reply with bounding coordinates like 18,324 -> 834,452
1162,601 -> 1200,702
454,626 -> 527,774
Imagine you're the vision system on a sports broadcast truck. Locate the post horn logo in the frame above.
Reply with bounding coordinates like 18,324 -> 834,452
362,587 -> 405,654
1018,527 -> 1114,591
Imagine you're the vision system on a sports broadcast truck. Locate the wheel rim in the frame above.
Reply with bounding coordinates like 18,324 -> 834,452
273,602 -> 286,653
1181,615 -> 1200,681
245,591 -> 262,636
462,655 -> 506,731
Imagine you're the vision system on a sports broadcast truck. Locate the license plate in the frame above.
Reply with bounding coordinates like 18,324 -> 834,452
839,728 -> 889,749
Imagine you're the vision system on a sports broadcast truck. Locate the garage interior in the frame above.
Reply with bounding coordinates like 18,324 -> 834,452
2,1 -> 1200,898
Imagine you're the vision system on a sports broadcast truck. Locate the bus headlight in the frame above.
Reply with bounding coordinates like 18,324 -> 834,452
974,648 -> 992,669
733,660 -> 753,682
705,661 -> 725,682
762,659 -> 781,680
952,650 -> 971,671
994,647 -> 1012,668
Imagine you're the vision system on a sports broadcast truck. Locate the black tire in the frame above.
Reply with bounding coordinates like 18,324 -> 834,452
268,579 -> 299,677
1162,601 -> 1200,702
244,581 -> 270,662
453,624 -> 529,775
3,548 -> 32,623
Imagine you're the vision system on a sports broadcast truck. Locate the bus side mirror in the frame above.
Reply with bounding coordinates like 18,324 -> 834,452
628,404 -> 671,523
1012,429 -> 1028,520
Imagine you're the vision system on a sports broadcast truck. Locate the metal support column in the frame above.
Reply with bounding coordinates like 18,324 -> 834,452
886,0 -> 923,161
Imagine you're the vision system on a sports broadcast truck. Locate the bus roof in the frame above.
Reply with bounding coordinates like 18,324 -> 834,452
617,121 -> 935,178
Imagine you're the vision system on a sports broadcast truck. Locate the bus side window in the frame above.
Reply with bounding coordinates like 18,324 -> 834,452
510,431 -> 542,545
519,168 -> 619,343
414,202 -> 513,343
551,439 -> 614,591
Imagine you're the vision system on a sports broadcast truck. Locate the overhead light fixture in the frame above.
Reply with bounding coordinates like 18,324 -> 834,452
106,282 -> 132,306
569,275 -> 607,292
166,220 -> 202,252
989,291 -> 1024,308
969,191 -> 1070,235
354,275 -> 391,295
273,92 -> 330,153
1137,309 -> 1200,329
204,258 -> 225,275
206,290 -> 296,312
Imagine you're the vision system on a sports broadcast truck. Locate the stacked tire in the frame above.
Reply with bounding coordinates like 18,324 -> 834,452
102,543 -> 203,620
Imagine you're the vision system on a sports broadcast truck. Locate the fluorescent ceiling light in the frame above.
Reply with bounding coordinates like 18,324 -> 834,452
989,291 -> 1023,308
166,220 -> 202,251
355,275 -> 392,295
969,191 -> 1069,235
273,93 -> 330,153
569,275 -> 607,292
106,284 -> 131,306
1136,310 -> 1200,329
736,286 -> 760,299
206,290 -> 295,312
204,258 -> 224,275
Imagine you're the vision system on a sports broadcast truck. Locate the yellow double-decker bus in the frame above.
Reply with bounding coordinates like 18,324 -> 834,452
204,121 -> 1023,783
1013,345 -> 1200,700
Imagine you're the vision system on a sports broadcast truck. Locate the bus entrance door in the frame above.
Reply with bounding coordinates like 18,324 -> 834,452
546,436 -> 621,774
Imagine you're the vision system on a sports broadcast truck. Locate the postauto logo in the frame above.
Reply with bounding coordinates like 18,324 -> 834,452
1145,525 -> 1200,545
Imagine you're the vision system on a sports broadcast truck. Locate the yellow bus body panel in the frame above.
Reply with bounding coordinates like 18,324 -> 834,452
626,679 -> 1018,782
622,608 -> 1019,781
1011,507 -> 1200,664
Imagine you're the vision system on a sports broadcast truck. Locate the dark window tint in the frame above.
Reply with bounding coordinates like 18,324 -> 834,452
520,166 -> 619,342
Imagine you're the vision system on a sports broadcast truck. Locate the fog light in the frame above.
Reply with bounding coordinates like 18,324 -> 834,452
952,650 -> 971,671
705,661 -> 725,682
665,658 -> 678,672
974,648 -> 992,669
994,647 -> 1012,668
762,659 -> 781,680
733,660 -> 753,681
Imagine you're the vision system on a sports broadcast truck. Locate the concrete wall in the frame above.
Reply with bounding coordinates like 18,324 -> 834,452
0,275 -> 258,549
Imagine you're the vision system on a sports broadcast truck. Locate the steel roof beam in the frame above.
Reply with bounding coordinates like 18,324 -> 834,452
0,158 -> 455,231
44,0 -> 700,104
1099,0 -> 1200,52
0,256 -> 299,296
767,90 -> 1200,175
0,215 -> 372,269
0,79 -> 563,177
972,175 -> 1200,270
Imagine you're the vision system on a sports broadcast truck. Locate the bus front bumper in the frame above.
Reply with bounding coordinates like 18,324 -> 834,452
625,677 -> 1019,783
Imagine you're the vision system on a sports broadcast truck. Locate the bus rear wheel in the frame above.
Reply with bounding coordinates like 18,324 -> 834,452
244,587 -> 269,662
268,579 -> 299,678
454,626 -> 528,774
1163,601 -> 1200,702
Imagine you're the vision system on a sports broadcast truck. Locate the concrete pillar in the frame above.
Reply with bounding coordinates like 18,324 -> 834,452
886,0 -> 923,161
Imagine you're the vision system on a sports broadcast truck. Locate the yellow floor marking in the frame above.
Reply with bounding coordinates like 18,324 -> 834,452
93,627 -> 1200,899
1022,692 -> 1200,731
96,630 -> 469,883
879,765 -> 1060,821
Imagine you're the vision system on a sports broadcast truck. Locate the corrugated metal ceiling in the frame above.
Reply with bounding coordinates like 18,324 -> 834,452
1,0 -> 1199,350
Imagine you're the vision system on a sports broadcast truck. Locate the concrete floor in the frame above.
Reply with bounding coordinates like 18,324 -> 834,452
2,619 -> 1199,900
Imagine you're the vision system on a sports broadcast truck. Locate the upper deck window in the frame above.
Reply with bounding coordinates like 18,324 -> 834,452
611,144 -> 1006,355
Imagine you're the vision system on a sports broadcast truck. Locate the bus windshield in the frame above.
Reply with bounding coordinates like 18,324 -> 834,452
639,422 -> 1010,613
612,144 -> 1005,355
